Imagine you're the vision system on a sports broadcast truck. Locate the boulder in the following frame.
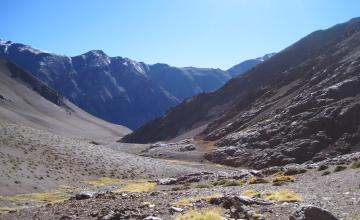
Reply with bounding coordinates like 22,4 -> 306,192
289,205 -> 339,220
72,192 -> 94,200
157,178 -> 178,185
178,144 -> 196,151
170,206 -> 184,212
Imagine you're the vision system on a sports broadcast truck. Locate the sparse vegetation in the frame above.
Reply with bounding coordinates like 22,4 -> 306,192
334,165 -> 347,172
0,185 -> 78,211
112,181 -> 156,193
174,193 -> 223,207
322,171 -> 331,176
247,177 -> 269,184
195,183 -> 211,189
171,185 -> 191,191
0,207 -> 18,212
84,177 -> 124,186
241,188 -> 301,203
84,177 -> 156,193
247,210 -> 263,219
272,175 -> 295,184
176,208 -> 223,220
262,189 -> 302,202
317,164 -> 329,171
351,161 -> 360,169
212,179 -> 242,187
241,189 -> 260,198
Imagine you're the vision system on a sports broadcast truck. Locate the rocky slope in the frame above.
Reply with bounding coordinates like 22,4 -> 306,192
0,58 -> 130,138
0,41 -> 270,129
123,18 -> 360,169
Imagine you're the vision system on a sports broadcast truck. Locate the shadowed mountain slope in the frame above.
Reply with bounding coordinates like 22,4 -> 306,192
122,18 -> 360,168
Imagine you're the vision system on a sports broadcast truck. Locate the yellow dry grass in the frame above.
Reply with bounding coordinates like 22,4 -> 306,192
112,181 -> 156,193
83,177 -> 124,186
0,177 -> 156,212
0,207 -> 19,212
240,188 -> 301,203
272,175 -> 296,183
176,207 -> 223,220
247,210 -> 263,219
0,185 -> 77,204
262,189 -> 302,202
247,176 -> 269,184
0,185 -> 80,212
241,189 -> 260,197
84,177 -> 156,193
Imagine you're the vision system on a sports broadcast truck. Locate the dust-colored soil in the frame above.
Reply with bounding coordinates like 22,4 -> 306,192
0,122 -> 203,196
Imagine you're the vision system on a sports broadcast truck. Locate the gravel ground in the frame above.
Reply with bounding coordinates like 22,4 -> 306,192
1,158 -> 359,220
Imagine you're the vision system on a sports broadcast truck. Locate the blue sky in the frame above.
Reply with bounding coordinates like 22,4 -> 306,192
1,0 -> 359,69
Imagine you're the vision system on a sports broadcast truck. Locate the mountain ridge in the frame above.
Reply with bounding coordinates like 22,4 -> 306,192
0,40 -> 272,128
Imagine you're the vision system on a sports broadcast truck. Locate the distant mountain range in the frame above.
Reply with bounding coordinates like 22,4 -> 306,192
123,17 -> 360,168
227,53 -> 275,77
0,40 -> 273,128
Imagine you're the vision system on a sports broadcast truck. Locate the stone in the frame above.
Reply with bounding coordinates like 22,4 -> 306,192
72,192 -> 93,200
179,144 -> 196,151
283,166 -> 307,175
289,205 -> 339,220
157,178 -> 178,185
143,216 -> 162,220
170,206 -> 184,212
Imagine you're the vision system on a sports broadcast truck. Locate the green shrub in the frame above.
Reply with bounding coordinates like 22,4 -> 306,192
195,183 -> 211,189
223,180 -> 242,187
334,165 -> 347,172
171,185 -> 191,191
212,179 -> 242,187
321,171 -> 331,176
317,164 -> 328,171
350,161 -> 360,169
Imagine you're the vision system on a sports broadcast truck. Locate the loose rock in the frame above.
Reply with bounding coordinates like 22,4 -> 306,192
289,205 -> 339,220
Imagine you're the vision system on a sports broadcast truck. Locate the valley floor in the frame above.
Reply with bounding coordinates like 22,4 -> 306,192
0,122 -> 359,220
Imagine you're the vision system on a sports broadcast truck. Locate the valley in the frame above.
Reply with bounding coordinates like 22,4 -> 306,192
0,125 -> 359,220
0,4 -> 359,220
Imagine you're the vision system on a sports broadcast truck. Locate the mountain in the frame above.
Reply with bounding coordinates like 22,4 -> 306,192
0,40 -> 271,129
147,64 -> 231,101
227,53 -> 275,77
0,58 -> 130,138
122,17 -> 360,169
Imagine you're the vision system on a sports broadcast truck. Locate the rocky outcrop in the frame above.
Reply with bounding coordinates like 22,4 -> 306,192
204,37 -> 360,168
2,59 -> 68,109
